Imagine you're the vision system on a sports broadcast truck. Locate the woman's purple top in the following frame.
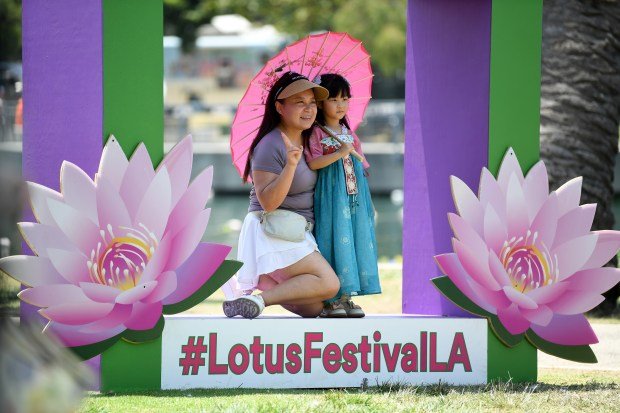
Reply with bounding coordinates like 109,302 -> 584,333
248,128 -> 317,223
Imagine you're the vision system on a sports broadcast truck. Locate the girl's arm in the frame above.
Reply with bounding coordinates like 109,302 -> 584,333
307,143 -> 354,170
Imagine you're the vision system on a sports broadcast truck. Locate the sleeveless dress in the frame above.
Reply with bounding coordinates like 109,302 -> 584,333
306,125 -> 381,302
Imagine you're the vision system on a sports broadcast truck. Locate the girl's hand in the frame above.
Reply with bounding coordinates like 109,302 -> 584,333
337,142 -> 355,157
281,131 -> 303,167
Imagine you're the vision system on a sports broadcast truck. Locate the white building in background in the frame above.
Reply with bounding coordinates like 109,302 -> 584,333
164,14 -> 288,88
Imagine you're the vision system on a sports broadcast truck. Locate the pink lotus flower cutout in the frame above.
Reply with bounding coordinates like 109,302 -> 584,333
0,136 -> 234,351
435,148 -> 620,348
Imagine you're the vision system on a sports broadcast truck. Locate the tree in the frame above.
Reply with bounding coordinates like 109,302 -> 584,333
540,0 -> 620,314
0,0 -> 22,62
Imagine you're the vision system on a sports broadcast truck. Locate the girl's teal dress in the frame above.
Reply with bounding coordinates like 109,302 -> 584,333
308,125 -> 381,301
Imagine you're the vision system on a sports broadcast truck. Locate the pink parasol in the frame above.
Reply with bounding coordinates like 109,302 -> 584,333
230,32 -> 373,179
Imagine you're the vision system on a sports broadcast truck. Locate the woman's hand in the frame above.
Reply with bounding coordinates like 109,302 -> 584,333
281,131 -> 303,167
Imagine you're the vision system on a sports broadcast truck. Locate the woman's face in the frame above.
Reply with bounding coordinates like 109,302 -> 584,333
276,89 -> 317,131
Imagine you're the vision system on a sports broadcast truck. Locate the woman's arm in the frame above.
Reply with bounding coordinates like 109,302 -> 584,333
253,133 -> 303,212
253,166 -> 296,212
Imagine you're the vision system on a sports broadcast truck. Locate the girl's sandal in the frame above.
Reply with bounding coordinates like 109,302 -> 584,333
319,301 -> 347,318
341,298 -> 365,318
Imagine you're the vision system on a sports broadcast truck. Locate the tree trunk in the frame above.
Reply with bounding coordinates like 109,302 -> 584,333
540,0 -> 620,314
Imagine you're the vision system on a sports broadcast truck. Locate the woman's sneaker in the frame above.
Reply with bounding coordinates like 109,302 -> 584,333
223,294 -> 265,319
319,301 -> 347,318
341,298 -> 365,318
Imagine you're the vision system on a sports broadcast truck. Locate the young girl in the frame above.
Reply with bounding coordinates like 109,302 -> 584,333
306,73 -> 381,318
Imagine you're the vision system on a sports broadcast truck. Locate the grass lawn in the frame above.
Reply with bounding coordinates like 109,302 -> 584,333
79,369 -> 619,413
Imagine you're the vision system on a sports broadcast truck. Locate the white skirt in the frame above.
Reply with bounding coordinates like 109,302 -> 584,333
221,212 -> 318,299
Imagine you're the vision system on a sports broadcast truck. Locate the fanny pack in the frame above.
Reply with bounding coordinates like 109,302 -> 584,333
258,209 -> 313,242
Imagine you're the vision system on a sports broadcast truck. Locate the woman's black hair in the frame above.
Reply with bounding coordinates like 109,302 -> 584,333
315,73 -> 352,131
242,71 -> 315,183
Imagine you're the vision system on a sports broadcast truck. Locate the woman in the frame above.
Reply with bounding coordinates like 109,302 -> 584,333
222,72 -> 341,318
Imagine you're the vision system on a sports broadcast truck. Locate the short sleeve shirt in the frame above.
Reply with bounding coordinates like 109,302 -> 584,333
248,128 -> 317,223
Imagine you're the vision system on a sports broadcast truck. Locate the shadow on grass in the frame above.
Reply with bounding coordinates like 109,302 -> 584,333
90,379 -> 618,398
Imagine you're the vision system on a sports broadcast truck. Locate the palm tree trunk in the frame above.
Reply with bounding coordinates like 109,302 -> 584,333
540,0 -> 620,314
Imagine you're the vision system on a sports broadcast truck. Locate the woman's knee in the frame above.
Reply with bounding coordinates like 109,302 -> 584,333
319,271 -> 340,300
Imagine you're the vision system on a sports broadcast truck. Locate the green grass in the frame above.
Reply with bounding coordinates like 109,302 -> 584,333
78,369 -> 619,413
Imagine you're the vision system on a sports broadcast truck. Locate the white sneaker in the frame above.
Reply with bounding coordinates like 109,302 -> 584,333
223,294 -> 265,319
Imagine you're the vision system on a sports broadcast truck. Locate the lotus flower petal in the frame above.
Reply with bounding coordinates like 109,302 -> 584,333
521,304 -> 553,326
124,301 -> 163,330
565,267 -> 620,293
453,239 -> 499,291
47,248 -> 90,284
163,243 -> 230,304
139,235 -> 172,283
46,321 -> 124,348
47,199 -> 101,254
27,182 -> 64,227
144,271 -> 178,304
483,206 -> 507,255
80,282 -> 121,303
479,168 -> 506,223
554,234 -> 598,280
40,301 -> 115,325
449,213 -> 488,257
164,208 -> 212,271
96,175 -> 132,231
120,143 -> 155,219
60,161 -> 98,225
18,222 -> 75,257
18,284 -> 89,307
79,304 -> 133,333
529,192 -> 558,249
156,135 -> 193,208
166,166 -> 213,238
133,166 -> 171,240
496,148 -> 524,191
525,282 -> 569,304
554,204 -> 596,248
115,281 -> 158,305
450,176 -> 484,235
497,303 -> 529,335
531,314 -> 598,346
555,177 -> 582,217
434,253 -> 498,314
0,255 -> 67,287
506,174 -> 529,238
502,286 -> 538,310
581,230 -> 620,270
547,291 -> 605,315
97,136 -> 129,190
522,160 -> 549,221
488,252 -> 511,286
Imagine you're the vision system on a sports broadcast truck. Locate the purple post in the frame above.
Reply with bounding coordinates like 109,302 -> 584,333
22,0 -> 103,388
21,0 -> 103,318
402,0 -> 491,315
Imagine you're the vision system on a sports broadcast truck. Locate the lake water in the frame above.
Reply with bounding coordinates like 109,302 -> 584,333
203,195 -> 403,261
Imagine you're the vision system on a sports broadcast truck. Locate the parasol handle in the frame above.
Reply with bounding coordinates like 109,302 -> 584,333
314,123 -> 365,163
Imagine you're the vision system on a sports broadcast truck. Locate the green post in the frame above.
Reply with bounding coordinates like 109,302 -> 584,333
100,0 -> 164,391
486,0 -> 543,382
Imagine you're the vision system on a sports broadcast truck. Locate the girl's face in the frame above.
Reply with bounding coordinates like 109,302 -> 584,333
320,91 -> 350,123
275,89 -> 317,131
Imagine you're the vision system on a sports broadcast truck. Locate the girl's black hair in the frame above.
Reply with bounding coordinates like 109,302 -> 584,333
315,73 -> 352,130
242,71 -> 315,183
